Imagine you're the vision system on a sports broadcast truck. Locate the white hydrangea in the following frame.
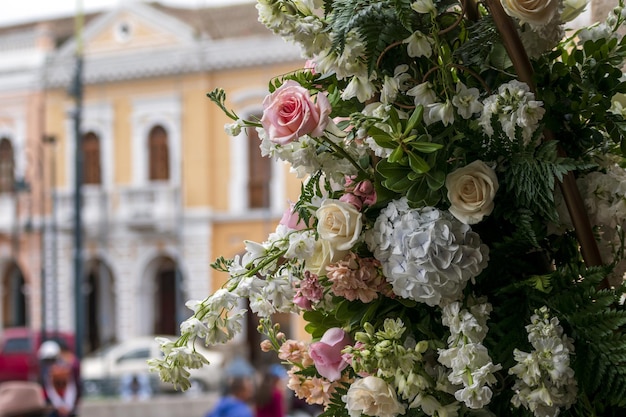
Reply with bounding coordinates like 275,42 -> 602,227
364,198 -> 489,306
509,306 -> 578,417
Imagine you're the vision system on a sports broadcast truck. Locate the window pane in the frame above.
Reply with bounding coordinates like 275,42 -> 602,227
0,138 -> 14,194
82,132 -> 101,185
148,126 -> 169,181
247,121 -> 271,208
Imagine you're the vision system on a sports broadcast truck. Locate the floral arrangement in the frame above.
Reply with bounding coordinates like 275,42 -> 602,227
149,0 -> 626,416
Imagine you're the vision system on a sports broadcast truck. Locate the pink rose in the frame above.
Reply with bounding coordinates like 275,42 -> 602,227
280,202 -> 308,230
309,328 -> 351,381
339,193 -> 363,211
261,80 -> 331,145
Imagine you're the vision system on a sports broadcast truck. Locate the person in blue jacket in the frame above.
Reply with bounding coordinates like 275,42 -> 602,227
205,376 -> 256,417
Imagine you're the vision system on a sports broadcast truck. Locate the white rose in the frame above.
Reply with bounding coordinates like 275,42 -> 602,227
343,376 -> 406,417
501,0 -> 559,27
304,239 -> 347,276
316,199 -> 363,251
446,160 -> 499,225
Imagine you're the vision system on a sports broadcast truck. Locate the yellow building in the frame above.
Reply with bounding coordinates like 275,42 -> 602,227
0,2 -> 302,359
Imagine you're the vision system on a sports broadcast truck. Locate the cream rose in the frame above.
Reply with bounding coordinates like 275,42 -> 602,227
304,239 -> 347,276
316,199 -> 363,251
446,160 -> 499,225
501,0 -> 559,27
343,376 -> 406,417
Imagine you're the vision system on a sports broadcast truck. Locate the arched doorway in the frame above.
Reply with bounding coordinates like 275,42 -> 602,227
152,257 -> 184,336
2,262 -> 26,327
83,259 -> 116,352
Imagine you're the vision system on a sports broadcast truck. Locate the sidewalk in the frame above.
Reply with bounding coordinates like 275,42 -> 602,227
79,393 -> 218,417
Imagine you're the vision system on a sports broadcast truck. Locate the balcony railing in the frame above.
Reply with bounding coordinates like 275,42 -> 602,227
116,183 -> 179,231
53,183 -> 179,233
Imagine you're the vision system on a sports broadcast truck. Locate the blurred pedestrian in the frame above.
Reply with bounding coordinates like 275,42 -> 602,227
37,340 -> 80,417
37,341 -> 61,385
205,376 -> 256,417
119,373 -> 152,401
0,381 -> 49,417
255,365 -> 286,417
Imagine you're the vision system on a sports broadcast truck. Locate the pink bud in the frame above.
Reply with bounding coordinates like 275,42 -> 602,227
339,193 -> 363,211
280,203 -> 308,230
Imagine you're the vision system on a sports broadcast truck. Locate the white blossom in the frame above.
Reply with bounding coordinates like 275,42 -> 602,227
452,82 -> 482,119
411,0 -> 436,14
403,31 -> 433,58
509,307 -> 578,417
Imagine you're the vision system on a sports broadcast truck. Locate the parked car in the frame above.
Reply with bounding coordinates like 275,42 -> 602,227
80,336 -> 225,397
0,327 -> 75,383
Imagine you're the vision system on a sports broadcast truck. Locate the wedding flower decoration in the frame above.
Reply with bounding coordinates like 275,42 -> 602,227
150,0 -> 626,416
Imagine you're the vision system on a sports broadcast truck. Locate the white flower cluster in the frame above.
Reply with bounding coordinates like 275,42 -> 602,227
259,126 -> 364,182
509,306 -> 578,417
438,300 -> 502,409
147,290 -> 246,390
365,198 -> 489,307
480,80 -> 545,146
227,227 -> 314,317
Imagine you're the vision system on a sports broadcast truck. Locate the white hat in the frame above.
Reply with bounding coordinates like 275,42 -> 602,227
37,340 -> 60,360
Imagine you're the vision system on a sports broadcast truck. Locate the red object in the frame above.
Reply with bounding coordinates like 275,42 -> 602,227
0,327 -> 75,383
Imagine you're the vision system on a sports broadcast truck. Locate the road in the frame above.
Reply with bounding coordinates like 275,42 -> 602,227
79,392 -> 219,417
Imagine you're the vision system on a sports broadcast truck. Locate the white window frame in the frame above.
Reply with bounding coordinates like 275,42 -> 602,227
131,94 -> 181,187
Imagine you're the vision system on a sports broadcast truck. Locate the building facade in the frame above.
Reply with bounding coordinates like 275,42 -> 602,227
0,1 -> 302,357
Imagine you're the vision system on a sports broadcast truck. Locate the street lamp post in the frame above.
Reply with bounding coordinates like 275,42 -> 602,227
70,0 -> 85,359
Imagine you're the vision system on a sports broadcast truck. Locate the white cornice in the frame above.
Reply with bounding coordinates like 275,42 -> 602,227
44,35 -> 303,88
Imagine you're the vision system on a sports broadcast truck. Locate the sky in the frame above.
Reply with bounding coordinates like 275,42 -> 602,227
0,0 -> 255,26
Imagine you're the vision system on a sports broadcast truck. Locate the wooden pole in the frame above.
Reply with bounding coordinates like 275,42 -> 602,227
483,0 -> 605,277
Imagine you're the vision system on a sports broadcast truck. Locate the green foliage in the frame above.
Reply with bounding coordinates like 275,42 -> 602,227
454,16 -> 500,69
206,88 -> 238,121
293,171 -> 325,226
504,141 -> 577,223
544,266 -> 626,408
210,256 -> 232,273
327,0 -> 415,72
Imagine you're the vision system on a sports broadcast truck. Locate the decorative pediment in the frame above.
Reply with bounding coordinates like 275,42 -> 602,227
57,2 -> 196,58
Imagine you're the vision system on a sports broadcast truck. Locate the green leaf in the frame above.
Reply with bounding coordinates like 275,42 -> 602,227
388,146 -> 405,164
409,141 -> 444,154
407,151 -> 430,173
403,105 -> 424,136
369,126 -> 396,148
426,170 -> 446,190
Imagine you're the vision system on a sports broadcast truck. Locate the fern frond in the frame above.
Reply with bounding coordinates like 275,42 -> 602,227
505,141 -> 577,223
544,265 -> 626,408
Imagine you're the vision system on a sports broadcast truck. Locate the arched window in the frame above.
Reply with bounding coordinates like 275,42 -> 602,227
82,131 -> 101,185
148,125 -> 169,181
0,138 -> 14,194
247,120 -> 271,208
